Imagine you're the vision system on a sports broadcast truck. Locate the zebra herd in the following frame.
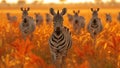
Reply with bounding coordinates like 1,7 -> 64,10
5,7 -> 120,68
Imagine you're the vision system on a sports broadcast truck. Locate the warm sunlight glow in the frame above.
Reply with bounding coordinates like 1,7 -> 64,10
3,0 -> 120,4
5,0 -> 18,4
116,0 -> 120,3
102,0 -> 111,3
43,0 -> 60,4
37,0 -> 43,3
64,0 -> 95,4
26,0 -> 35,4
0,0 -> 2,3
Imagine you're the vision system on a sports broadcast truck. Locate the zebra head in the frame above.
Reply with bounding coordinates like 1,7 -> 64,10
22,17 -> 29,27
6,13 -> 10,16
6,13 -> 10,20
21,7 -> 30,18
73,10 -> 80,24
34,13 -> 40,17
105,13 -> 111,17
91,8 -> 99,18
118,12 -> 120,15
73,10 -> 80,16
67,14 -> 73,22
34,13 -> 40,23
91,19 -> 98,28
105,13 -> 111,21
50,8 -> 67,34
46,13 -> 50,17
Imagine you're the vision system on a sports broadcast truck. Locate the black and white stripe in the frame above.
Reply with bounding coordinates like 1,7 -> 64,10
72,10 -> 85,34
87,8 -> 103,39
105,13 -> 112,23
19,7 -> 36,40
34,13 -> 43,26
6,13 -> 17,23
67,13 -> 73,23
49,27 -> 72,54
49,8 -> 72,68
20,7 -> 30,19
45,13 -> 52,24
117,12 -> 120,23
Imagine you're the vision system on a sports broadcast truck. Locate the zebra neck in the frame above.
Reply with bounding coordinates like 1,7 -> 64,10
92,16 -> 98,19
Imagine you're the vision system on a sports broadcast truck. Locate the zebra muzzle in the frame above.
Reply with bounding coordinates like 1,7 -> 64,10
55,27 -> 61,35
23,18 -> 27,23
75,20 -> 78,24
56,27 -> 60,31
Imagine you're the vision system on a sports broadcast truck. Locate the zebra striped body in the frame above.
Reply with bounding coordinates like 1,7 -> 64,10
72,10 -> 85,34
67,14 -> 73,23
49,26 -> 72,60
20,7 -> 36,40
117,12 -> 120,22
6,13 -> 17,23
34,13 -> 43,26
105,13 -> 112,23
46,13 -> 52,24
87,8 -> 103,39
19,16 -> 36,40
49,8 -> 72,68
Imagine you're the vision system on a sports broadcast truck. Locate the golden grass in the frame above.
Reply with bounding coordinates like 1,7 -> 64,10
0,8 -> 120,68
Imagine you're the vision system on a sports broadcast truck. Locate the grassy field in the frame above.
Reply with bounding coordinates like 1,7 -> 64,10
0,7 -> 120,68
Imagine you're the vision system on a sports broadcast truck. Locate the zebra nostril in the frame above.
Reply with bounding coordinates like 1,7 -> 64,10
75,20 -> 78,24
24,18 -> 27,23
56,27 -> 60,31
36,19 -> 39,22
93,19 -> 97,24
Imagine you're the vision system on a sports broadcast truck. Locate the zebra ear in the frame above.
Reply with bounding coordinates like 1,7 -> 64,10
105,13 -> 107,15
50,8 -> 56,15
38,13 -> 40,15
73,10 -> 75,14
91,8 -> 93,12
27,7 -> 30,11
97,8 -> 99,11
21,7 -> 23,11
78,10 -> 80,13
61,8 -> 67,16
6,12 -> 9,14
34,13 -> 37,15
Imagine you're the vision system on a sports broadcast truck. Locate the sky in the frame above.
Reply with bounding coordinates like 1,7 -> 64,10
0,0 -> 120,4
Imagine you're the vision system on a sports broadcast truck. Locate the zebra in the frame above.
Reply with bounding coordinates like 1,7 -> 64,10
49,8 -> 72,68
20,7 -> 30,19
34,13 -> 43,26
19,7 -> 36,40
45,13 -> 52,24
67,13 -> 73,23
117,12 -> 120,22
72,10 -> 85,34
87,8 -> 103,39
6,13 -> 17,23
105,13 -> 112,23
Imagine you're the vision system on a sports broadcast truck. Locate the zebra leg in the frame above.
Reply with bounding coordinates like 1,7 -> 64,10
51,54 -> 56,64
30,33 -> 33,41
62,56 -> 67,68
22,34 -> 26,41
77,27 -> 81,34
61,51 -> 67,68
55,54 -> 62,68
51,53 -> 61,68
